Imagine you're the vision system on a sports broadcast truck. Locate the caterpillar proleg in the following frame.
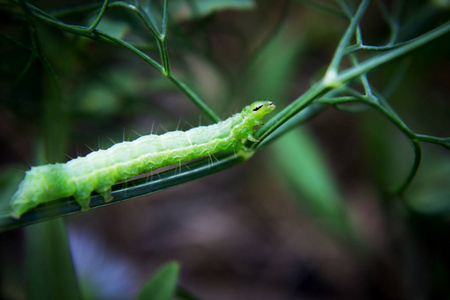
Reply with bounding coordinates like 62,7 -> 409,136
10,101 -> 276,218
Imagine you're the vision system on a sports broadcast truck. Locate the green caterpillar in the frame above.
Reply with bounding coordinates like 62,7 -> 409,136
10,101 -> 276,218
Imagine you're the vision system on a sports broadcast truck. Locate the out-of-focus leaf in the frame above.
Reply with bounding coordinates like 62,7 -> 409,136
245,23 -> 305,100
408,189 -> 450,215
171,0 -> 256,21
138,261 -> 180,300
272,127 -> 353,239
78,83 -> 121,116
26,219 -> 82,300
0,168 -> 24,217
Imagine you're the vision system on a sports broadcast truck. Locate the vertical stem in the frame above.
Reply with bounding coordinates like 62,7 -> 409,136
396,140 -> 422,196
158,39 -> 171,76
161,0 -> 169,38
324,0 -> 371,84
88,0 -> 109,32
349,54 -> 373,96
159,0 -> 171,75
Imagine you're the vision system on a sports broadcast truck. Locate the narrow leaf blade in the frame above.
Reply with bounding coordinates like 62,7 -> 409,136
138,262 -> 180,300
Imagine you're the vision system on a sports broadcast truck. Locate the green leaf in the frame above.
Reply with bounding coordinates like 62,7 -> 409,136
138,262 -> 180,300
26,220 -> 82,300
0,168 -> 25,216
245,22 -> 305,100
272,127 -> 354,240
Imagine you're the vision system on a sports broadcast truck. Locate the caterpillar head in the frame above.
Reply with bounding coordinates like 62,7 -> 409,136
245,101 -> 276,122
231,101 -> 276,142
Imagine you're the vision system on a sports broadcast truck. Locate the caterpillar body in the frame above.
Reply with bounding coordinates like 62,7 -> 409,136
10,101 -> 276,218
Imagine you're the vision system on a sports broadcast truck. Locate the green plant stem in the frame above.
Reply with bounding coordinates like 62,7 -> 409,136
346,1 -> 400,54
15,52 -> 36,84
87,0 -> 108,32
127,3 -> 161,38
324,0 -> 370,81
415,135 -> 450,149
159,0 -> 171,75
21,0 -> 220,122
255,0 -> 370,145
396,140 -> 422,196
256,21 -> 450,145
17,0 -> 60,96
254,80 -> 329,145
335,21 -> 450,85
161,0 -> 169,38
95,31 -> 164,72
333,86 -> 448,194
360,101 -> 422,195
108,1 -> 220,121
168,74 -> 221,122
333,86 -> 450,151
256,103 -> 327,149
378,0 -> 399,45
274,31 -> 449,196
316,96 -> 359,104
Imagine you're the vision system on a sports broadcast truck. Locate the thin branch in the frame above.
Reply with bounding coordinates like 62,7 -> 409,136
87,0 -> 109,32
22,0 -> 220,122
395,140 -> 422,196
324,0 -> 370,84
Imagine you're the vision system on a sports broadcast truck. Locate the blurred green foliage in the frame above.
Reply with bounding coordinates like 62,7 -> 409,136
138,262 -> 179,300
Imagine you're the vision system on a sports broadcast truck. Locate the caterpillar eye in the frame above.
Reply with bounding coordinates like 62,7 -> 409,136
252,104 -> 263,111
